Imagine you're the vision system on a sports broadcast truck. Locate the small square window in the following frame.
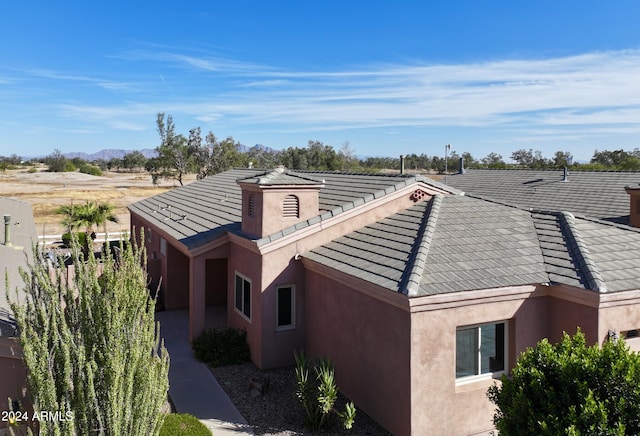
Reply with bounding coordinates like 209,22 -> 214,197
276,285 -> 295,330
234,273 -> 251,321
456,322 -> 507,380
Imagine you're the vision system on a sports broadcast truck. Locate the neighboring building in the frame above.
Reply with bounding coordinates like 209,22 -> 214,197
446,168 -> 640,226
0,198 -> 37,431
129,168 -> 640,435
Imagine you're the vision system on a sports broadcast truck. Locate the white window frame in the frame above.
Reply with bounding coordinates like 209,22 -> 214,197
455,321 -> 508,384
234,272 -> 252,322
276,284 -> 295,331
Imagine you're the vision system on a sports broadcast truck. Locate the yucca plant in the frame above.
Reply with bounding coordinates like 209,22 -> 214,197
294,351 -> 356,430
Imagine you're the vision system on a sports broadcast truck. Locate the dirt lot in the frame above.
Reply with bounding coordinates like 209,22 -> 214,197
0,166 -> 195,237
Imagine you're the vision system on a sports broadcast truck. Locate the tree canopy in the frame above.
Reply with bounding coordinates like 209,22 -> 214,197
488,330 -> 640,435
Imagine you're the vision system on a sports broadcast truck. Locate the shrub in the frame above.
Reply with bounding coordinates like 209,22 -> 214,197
61,231 -> 88,248
79,163 -> 103,176
192,328 -> 251,367
488,330 -> 640,435
27,166 -> 37,173
294,351 -> 356,431
63,161 -> 77,172
159,413 -> 212,436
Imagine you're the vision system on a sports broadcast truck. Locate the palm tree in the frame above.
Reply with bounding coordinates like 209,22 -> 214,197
56,201 -> 119,250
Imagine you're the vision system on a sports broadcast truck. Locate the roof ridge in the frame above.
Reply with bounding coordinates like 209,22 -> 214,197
459,168 -> 640,174
403,194 -> 443,297
558,211 -> 608,292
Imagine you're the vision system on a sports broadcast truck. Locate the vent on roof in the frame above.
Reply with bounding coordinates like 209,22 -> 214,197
283,195 -> 299,218
248,193 -> 256,217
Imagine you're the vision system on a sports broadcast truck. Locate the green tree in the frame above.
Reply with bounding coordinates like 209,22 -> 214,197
191,130 -> 246,179
45,149 -> 68,172
7,237 -> 170,435
122,151 -> 148,172
481,152 -> 506,168
488,330 -> 640,435
155,113 -> 192,186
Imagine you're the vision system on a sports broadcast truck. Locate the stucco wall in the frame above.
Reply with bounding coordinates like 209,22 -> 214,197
305,270 -> 412,436
259,250 -> 306,368
227,243 -> 264,366
0,338 -> 31,430
547,295 -> 599,344
409,288 -> 547,435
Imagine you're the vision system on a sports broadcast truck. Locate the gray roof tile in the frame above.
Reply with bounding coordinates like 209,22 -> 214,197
129,168 -> 428,250
447,169 -> 640,225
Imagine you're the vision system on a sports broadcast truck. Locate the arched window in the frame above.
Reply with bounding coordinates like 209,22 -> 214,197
283,195 -> 299,218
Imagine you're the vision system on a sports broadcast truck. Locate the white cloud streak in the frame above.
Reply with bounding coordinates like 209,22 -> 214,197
42,49 -> 640,144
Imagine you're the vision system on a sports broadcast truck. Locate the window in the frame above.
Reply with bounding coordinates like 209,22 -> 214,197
456,322 -> 506,380
160,237 -> 167,256
276,285 -> 295,330
283,195 -> 299,218
234,273 -> 251,320
248,193 -> 256,217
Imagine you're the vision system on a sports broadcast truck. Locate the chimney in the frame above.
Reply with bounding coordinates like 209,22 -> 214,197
3,214 -> 12,247
459,157 -> 465,175
625,184 -> 640,228
400,155 -> 405,174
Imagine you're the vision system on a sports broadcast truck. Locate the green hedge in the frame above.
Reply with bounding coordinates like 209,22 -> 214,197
192,328 -> 250,367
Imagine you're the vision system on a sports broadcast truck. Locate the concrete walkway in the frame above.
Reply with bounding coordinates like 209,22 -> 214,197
156,309 -> 254,435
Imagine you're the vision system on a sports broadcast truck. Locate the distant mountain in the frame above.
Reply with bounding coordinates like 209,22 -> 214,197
61,144 -> 280,162
64,149 -> 158,161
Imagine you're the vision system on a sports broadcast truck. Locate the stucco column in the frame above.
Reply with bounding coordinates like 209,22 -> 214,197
189,256 -> 206,342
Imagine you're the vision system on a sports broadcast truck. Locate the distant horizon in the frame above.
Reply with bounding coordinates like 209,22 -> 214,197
2,1 -> 640,163
15,144 -> 640,166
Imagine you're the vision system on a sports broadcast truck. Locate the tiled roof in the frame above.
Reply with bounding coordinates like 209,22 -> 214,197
128,168 -> 452,250
0,198 -> 38,317
446,169 -> 640,225
237,168 -> 324,185
305,194 -> 640,297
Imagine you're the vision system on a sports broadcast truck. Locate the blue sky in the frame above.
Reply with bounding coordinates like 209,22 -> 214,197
2,1 -> 640,162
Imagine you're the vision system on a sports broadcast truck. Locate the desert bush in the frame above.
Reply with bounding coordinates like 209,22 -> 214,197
192,328 -> 250,367
294,351 -> 356,431
79,163 -> 103,176
159,413 -> 211,436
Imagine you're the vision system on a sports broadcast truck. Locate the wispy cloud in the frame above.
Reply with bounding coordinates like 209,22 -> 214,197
33,49 -> 640,148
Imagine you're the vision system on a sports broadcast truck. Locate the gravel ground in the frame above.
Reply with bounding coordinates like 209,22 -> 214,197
210,362 -> 391,436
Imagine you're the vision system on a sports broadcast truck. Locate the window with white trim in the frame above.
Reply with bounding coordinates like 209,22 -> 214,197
283,195 -> 299,218
234,273 -> 251,320
276,285 -> 295,330
456,322 -> 507,380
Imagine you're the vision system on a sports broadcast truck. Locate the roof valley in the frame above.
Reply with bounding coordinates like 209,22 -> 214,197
558,211 -> 608,292
402,194 -> 443,297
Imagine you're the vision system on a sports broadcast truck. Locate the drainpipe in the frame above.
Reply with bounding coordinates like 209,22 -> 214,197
400,155 -> 405,174
3,215 -> 11,247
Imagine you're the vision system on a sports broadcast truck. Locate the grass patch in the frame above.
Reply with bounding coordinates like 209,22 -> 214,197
160,413 -> 212,436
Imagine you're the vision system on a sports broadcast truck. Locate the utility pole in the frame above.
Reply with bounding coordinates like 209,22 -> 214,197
444,144 -> 451,185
